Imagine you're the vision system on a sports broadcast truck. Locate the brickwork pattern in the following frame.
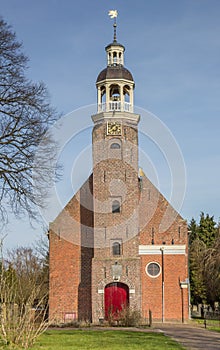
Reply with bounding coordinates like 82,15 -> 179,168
139,175 -> 189,322
49,176 -> 94,322
49,120 -> 189,324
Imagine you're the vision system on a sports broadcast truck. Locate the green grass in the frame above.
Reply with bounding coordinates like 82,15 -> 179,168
31,329 -> 185,350
206,320 -> 220,333
209,327 -> 220,332
191,317 -> 220,332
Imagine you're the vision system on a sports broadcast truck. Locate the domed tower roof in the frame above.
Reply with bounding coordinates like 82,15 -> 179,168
96,66 -> 134,84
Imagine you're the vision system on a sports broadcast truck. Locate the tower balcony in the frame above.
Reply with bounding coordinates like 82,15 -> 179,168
98,101 -> 133,113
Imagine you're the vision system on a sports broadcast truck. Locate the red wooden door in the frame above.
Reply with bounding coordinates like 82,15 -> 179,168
104,282 -> 129,319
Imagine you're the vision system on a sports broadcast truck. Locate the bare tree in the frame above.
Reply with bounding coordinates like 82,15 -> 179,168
6,247 -> 48,306
0,17 -> 59,225
0,245 -> 50,348
34,233 -> 49,261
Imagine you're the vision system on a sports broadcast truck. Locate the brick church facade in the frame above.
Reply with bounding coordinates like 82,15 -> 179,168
49,23 -> 189,324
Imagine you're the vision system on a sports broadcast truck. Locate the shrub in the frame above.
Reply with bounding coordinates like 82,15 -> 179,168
106,306 -> 142,327
118,306 -> 142,327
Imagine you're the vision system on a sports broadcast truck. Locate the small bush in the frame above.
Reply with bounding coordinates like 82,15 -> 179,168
106,306 -> 142,327
118,306 -> 142,327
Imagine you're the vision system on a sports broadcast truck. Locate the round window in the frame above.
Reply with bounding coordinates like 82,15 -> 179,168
146,262 -> 161,278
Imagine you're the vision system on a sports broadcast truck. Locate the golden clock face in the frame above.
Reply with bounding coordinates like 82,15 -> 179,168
107,122 -> 122,136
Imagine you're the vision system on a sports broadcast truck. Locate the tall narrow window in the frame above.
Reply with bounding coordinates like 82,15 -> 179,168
112,242 -> 121,256
124,85 -> 130,103
126,226 -> 129,237
119,52 -> 122,64
101,86 -> 106,103
113,51 -> 117,65
151,227 -> 155,244
178,226 -> 181,238
112,200 -> 120,213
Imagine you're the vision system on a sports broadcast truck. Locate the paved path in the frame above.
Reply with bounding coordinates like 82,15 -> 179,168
155,324 -> 220,350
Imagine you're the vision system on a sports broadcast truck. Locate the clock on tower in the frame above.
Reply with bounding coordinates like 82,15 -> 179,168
107,122 -> 122,135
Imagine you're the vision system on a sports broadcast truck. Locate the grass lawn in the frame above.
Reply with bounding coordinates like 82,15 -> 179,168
209,327 -> 220,332
31,329 -> 185,350
191,317 -> 220,332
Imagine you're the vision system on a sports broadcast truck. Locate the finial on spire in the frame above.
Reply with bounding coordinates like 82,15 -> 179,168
108,10 -> 118,42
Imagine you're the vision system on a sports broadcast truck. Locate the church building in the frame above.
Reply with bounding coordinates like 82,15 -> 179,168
49,17 -> 189,324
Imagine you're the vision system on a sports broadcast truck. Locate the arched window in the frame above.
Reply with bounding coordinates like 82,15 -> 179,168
101,85 -> 106,103
109,139 -> 122,159
113,51 -> 117,65
124,85 -> 130,103
119,52 -> 122,64
110,84 -> 120,101
112,200 -> 120,213
110,143 -> 120,149
112,242 -> 121,256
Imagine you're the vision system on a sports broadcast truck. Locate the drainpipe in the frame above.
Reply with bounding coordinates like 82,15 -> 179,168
181,284 -> 184,323
160,247 -> 165,323
187,230 -> 192,320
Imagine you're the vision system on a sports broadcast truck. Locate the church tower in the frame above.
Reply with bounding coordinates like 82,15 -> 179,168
91,16 -> 142,322
48,12 -> 189,325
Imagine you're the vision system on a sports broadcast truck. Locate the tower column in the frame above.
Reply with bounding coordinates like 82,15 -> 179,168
130,89 -> 134,113
106,83 -> 110,112
120,84 -> 124,111
97,86 -> 102,112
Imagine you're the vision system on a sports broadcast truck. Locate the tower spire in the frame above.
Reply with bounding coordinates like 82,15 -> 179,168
108,10 -> 118,42
113,20 -> 117,42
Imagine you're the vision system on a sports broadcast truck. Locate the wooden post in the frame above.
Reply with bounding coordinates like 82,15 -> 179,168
149,309 -> 152,327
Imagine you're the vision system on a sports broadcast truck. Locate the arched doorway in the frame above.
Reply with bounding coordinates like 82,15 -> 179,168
104,282 -> 129,319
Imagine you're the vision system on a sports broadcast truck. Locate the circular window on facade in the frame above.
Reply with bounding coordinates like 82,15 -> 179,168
146,262 -> 161,278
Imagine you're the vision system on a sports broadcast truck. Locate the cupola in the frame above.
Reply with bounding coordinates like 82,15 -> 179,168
96,12 -> 135,113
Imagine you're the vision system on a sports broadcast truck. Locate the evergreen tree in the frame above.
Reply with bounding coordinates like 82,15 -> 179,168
189,213 -> 218,306
189,238 -> 207,305
197,212 -> 217,247
203,232 -> 220,307
188,217 -> 197,245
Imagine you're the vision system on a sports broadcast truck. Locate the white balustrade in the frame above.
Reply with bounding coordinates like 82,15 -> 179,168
98,101 -> 132,113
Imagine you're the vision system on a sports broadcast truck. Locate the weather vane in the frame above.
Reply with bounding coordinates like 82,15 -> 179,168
108,10 -> 118,42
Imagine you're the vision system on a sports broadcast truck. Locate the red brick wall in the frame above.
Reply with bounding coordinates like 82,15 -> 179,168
49,176 -> 94,322
141,254 -> 188,322
49,232 -> 80,322
139,175 -> 189,322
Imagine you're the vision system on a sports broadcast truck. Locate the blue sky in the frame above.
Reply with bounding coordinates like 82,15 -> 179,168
1,0 -> 220,248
